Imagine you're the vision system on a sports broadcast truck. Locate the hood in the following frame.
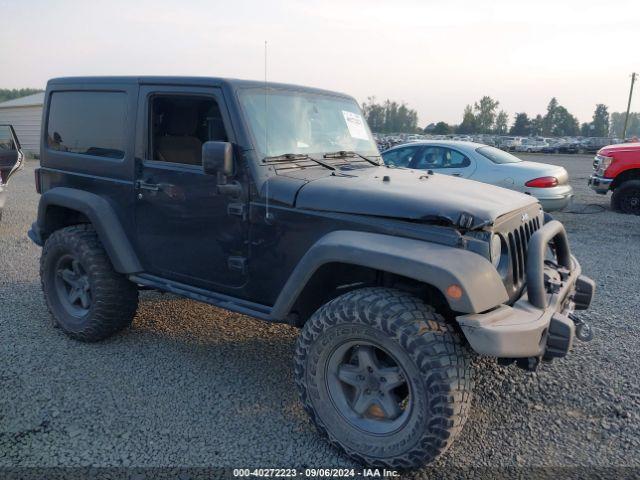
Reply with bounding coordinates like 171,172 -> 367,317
599,142 -> 640,156
293,166 -> 539,229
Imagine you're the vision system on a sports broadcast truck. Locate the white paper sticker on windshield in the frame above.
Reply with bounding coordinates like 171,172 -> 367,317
342,111 -> 370,140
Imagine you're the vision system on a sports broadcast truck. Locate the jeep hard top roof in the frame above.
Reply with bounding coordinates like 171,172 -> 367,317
47,76 -> 352,100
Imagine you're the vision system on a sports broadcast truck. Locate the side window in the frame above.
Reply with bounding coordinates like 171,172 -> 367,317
382,146 -> 419,167
414,147 -> 470,169
47,91 -> 127,159
444,148 -> 471,168
412,146 -> 445,169
149,95 -> 228,166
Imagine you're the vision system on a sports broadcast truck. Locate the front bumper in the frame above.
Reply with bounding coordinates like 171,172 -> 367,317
457,220 -> 594,359
588,174 -> 613,194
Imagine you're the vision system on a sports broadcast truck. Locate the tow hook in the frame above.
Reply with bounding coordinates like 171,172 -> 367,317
568,313 -> 593,342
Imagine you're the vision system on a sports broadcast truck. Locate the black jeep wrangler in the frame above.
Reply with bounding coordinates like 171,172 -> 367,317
29,76 -> 595,469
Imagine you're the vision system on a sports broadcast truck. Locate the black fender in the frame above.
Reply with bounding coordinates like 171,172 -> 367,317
30,187 -> 142,273
270,230 -> 509,317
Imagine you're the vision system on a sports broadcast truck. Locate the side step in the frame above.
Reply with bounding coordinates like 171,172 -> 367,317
129,274 -> 275,321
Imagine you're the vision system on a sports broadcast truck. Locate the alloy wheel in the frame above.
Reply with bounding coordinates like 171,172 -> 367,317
54,254 -> 92,316
326,341 -> 412,435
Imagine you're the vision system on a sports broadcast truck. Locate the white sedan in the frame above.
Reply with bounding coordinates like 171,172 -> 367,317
381,140 -> 573,211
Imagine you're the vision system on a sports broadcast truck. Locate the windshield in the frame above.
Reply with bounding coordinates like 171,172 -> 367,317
238,88 -> 379,159
476,146 -> 521,164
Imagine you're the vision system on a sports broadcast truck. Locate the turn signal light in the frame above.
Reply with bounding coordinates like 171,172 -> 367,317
446,284 -> 463,299
525,176 -> 558,188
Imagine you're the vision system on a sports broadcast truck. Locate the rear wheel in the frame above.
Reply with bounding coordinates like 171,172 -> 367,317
41,224 -> 138,341
294,287 -> 473,469
612,180 -> 640,215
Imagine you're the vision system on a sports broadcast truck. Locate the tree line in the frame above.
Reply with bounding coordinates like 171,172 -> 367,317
429,96 -> 634,138
361,97 -> 419,133
362,93 -> 640,138
0,88 -> 43,104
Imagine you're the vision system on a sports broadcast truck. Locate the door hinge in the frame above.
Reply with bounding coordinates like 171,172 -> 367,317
227,203 -> 246,219
227,256 -> 247,274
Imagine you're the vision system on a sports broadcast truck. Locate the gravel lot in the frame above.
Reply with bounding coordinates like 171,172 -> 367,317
1,154 -> 639,475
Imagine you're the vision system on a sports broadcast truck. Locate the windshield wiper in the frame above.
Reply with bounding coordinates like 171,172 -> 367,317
323,150 -> 380,166
263,153 -> 336,170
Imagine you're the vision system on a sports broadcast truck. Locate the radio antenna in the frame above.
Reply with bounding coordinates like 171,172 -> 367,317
264,40 -> 271,221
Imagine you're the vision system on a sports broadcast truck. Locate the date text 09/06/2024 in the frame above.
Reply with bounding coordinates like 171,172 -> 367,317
232,468 -> 400,477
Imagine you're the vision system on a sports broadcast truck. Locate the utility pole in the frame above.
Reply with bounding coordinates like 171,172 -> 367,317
622,72 -> 637,140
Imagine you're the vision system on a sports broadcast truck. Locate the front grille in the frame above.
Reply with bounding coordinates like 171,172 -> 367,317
506,216 -> 542,284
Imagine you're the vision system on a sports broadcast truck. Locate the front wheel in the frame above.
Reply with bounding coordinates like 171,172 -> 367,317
611,180 -> 640,215
294,288 -> 473,469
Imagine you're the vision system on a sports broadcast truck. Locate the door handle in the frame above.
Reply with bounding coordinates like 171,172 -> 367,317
136,180 -> 160,192
451,172 -> 462,177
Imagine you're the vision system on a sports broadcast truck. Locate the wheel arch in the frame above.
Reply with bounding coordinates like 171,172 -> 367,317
33,187 -> 142,274
270,230 -> 508,323
611,168 -> 640,190
286,261 -> 452,326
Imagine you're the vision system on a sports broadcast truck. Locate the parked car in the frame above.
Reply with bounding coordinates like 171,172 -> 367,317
582,137 -> 612,154
28,76 -> 594,469
497,136 -> 521,151
515,138 -> 546,153
588,142 -> 640,214
382,141 -> 573,211
557,141 -> 580,154
0,124 -> 24,222
541,140 -> 561,154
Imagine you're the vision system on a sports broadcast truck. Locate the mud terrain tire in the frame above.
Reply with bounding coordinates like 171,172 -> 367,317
294,287 -> 473,469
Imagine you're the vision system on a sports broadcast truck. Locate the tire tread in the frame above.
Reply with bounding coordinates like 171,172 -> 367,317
41,224 -> 138,342
294,287 -> 473,469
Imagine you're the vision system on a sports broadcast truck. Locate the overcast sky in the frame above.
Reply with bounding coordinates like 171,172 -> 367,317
1,0 -> 638,126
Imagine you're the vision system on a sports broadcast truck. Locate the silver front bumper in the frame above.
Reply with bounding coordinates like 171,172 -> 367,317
588,174 -> 613,194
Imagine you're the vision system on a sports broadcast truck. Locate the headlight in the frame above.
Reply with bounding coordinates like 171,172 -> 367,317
596,155 -> 613,175
490,234 -> 502,267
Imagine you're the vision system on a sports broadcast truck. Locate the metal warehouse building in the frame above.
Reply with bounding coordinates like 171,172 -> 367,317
0,92 -> 44,157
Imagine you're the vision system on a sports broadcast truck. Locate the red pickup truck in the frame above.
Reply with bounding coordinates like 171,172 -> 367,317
589,142 -> 640,215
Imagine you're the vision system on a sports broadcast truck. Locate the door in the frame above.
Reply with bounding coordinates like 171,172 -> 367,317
134,86 -> 248,291
410,146 -> 476,178
0,125 -> 24,184
381,145 -> 421,168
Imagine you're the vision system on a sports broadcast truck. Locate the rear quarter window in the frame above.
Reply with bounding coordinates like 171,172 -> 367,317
46,91 -> 127,159
476,146 -> 521,164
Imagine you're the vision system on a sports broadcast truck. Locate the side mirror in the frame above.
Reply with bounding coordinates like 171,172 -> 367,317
202,141 -> 233,177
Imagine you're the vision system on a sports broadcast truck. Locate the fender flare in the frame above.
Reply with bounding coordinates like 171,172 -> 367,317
270,230 -> 509,318
33,187 -> 142,273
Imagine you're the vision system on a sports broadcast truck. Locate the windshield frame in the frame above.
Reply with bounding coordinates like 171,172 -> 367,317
236,86 -> 380,163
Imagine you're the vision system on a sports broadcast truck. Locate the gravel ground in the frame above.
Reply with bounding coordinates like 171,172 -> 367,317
1,154 -> 639,475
